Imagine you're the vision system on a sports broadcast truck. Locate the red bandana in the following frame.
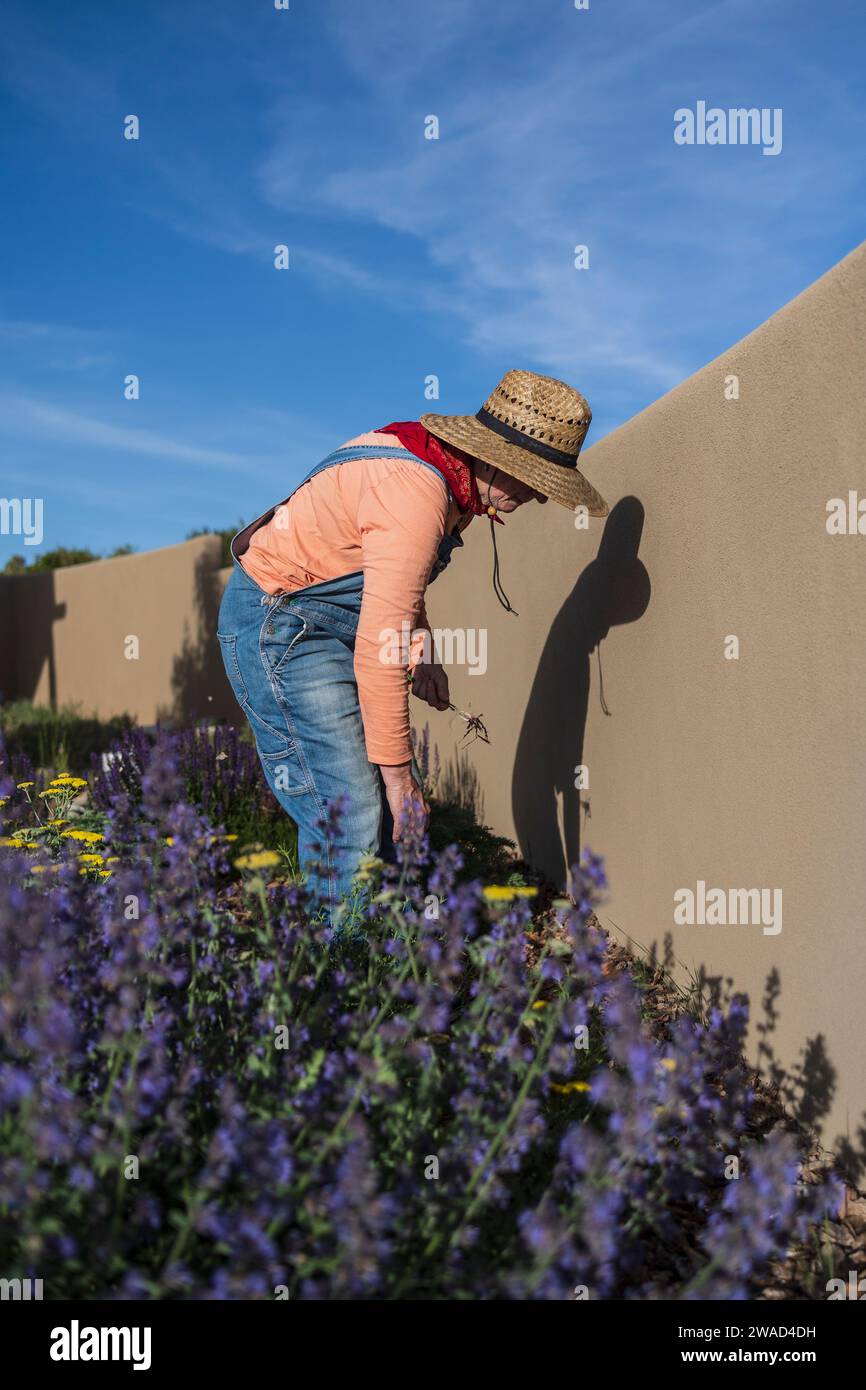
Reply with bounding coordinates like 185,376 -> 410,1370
377,421 -> 491,518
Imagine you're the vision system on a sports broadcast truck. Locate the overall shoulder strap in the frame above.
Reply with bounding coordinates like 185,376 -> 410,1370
231,444 -> 452,560
309,444 -> 455,503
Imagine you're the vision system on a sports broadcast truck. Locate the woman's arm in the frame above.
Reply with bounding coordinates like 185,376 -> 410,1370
355,462 -> 451,837
355,459 -> 450,756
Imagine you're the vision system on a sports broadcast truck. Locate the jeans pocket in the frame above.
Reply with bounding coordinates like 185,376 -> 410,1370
218,632 -> 293,760
267,611 -> 310,680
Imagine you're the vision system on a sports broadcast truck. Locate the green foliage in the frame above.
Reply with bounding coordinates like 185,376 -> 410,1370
0,701 -> 134,775
427,796 -> 525,884
25,547 -> 100,572
2,545 -> 136,575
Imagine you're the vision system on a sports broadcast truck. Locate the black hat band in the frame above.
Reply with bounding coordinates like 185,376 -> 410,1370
475,407 -> 584,468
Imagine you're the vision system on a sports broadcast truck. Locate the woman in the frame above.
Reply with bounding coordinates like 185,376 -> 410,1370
217,369 -> 606,924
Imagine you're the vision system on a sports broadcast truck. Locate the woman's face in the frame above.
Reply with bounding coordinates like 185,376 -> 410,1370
473,458 -> 548,513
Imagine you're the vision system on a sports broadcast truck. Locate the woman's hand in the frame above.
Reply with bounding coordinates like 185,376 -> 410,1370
380,762 -> 429,841
411,661 -> 450,712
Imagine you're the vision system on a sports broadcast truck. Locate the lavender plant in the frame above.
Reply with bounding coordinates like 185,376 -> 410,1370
91,723 -> 287,854
0,734 -> 840,1300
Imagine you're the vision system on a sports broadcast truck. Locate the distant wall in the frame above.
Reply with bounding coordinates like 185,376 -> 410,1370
426,241 -> 866,1159
0,535 -> 236,726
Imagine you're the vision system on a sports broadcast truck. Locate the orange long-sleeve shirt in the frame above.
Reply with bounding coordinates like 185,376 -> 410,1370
239,431 -> 465,764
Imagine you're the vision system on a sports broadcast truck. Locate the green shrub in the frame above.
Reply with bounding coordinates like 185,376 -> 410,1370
0,701 -> 134,775
427,797 -> 525,884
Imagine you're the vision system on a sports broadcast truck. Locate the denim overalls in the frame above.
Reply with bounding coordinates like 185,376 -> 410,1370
217,445 -> 465,927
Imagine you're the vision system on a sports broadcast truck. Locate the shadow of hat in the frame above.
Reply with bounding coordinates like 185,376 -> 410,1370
572,497 -> 650,651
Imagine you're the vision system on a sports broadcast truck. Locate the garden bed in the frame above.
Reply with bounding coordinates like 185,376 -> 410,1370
0,724 -> 861,1300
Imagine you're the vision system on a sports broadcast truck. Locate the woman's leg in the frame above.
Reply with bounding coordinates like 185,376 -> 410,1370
217,569 -> 382,925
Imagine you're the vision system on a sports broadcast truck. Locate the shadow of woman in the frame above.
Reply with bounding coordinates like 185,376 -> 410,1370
511,496 -> 650,888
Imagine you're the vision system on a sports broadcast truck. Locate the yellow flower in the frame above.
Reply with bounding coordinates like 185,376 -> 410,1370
47,818 -> 69,827
482,885 -> 538,902
0,836 -> 26,847
164,837 -> 175,847
531,1000 -> 548,1011
98,870 -> 112,879
79,853 -> 105,865
660,1058 -> 677,1072
353,854 -> 384,883
549,1080 -> 591,1095
61,829 -> 103,843
16,781 -> 34,789
30,865 -> 50,874
234,850 -> 281,872
224,834 -> 238,842
105,856 -> 120,865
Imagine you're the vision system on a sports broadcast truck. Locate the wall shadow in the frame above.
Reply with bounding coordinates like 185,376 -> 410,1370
0,572 -> 66,708
694,959 -> 840,1146
165,553 -> 237,726
639,940 -> 866,1185
511,496 -> 650,888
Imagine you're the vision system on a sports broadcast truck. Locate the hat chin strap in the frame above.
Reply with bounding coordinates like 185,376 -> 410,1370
489,513 -> 517,615
467,460 -> 518,613
483,469 -> 518,616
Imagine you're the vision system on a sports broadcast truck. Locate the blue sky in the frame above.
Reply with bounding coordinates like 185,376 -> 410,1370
1,0 -> 864,562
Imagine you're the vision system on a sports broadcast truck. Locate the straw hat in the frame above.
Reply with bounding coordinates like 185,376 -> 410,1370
421,369 -> 607,516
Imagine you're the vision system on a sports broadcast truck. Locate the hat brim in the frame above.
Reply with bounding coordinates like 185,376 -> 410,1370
419,412 -> 608,517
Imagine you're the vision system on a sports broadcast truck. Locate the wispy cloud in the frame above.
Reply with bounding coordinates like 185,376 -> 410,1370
252,4 -> 703,387
251,0 -> 862,393
0,8 -> 117,132
12,0 -> 857,408
0,319 -> 116,373
0,390 -> 336,479
0,394 -> 255,469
